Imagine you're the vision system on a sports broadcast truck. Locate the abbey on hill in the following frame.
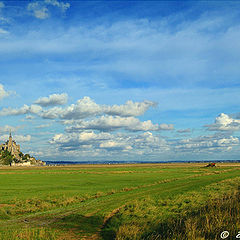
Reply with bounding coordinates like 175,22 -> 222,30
0,133 -> 45,166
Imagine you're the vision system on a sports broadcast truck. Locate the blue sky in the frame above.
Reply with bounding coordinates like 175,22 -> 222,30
0,0 -> 240,162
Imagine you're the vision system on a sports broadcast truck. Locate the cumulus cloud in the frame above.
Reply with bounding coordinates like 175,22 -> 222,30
0,104 -> 42,116
0,84 -> 10,100
174,134 -> 239,153
65,116 -> 173,132
105,100 -> 157,117
40,96 -> 102,119
27,0 -> 70,19
27,2 -> 49,19
0,96 -> 103,119
99,141 -> 130,150
50,131 -> 111,151
50,130 -> 169,154
0,94 -> 173,156
205,113 -> 240,132
40,97 -> 156,120
159,123 -> 174,131
35,93 -> 68,107
133,132 -> 170,152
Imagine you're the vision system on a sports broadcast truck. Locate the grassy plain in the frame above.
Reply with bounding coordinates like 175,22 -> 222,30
0,162 -> 239,239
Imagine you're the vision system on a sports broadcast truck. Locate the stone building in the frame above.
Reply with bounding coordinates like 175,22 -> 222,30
0,132 -> 46,166
0,132 -> 21,160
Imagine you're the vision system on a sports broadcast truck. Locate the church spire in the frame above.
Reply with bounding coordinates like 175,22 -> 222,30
9,130 -> 12,143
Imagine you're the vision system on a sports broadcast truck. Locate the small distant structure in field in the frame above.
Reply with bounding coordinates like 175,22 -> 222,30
205,162 -> 216,168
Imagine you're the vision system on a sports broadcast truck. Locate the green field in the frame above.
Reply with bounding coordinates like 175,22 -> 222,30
0,163 -> 240,239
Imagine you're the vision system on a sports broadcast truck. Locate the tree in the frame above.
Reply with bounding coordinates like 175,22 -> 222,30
22,154 -> 30,160
0,150 -> 14,166
19,152 -> 24,158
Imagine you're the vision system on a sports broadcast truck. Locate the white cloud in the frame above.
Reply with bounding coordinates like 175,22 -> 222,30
61,97 -> 102,119
27,0 -> 70,19
0,105 -> 27,116
205,113 -> 240,132
50,130 -> 170,154
40,97 -> 156,120
0,104 -> 42,116
35,93 -> 68,107
99,141 -> 128,150
52,131 -> 110,144
45,0 -> 70,12
159,123 -> 174,131
133,131 -> 169,152
30,104 -> 43,114
65,115 -> 173,132
40,106 -> 63,119
0,84 -> 9,100
40,96 -> 102,119
174,134 -> 239,153
50,131 -> 111,151
27,2 -> 49,19
105,100 -> 157,117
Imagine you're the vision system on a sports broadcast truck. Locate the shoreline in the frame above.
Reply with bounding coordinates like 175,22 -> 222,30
1,161 -> 240,169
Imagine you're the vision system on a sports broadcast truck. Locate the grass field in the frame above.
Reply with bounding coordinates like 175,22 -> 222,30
0,162 -> 240,239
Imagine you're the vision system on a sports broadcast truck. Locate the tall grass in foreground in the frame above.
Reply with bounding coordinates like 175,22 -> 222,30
146,189 -> 240,240
103,178 -> 240,240
0,227 -> 57,240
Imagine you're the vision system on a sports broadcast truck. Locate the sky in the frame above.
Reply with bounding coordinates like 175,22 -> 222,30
0,0 -> 240,162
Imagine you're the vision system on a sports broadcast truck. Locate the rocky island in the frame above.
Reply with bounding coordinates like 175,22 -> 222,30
0,133 -> 45,166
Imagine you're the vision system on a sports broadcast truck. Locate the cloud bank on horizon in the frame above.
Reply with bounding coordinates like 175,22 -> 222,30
0,1 -> 240,161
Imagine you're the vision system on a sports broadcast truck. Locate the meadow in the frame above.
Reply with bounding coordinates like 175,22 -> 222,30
0,162 -> 239,239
